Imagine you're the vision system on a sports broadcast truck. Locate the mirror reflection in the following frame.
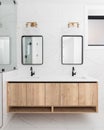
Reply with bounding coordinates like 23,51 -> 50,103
61,35 -> 83,65
0,37 -> 10,64
22,36 -> 43,65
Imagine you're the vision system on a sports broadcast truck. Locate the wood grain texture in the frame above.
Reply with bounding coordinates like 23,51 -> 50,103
79,83 -> 98,106
8,106 -> 96,113
7,82 -> 98,113
8,83 -> 27,106
45,83 -> 60,106
60,83 -> 78,106
26,83 -> 45,106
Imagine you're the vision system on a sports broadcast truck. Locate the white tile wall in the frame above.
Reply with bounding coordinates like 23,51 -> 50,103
1,0 -> 104,130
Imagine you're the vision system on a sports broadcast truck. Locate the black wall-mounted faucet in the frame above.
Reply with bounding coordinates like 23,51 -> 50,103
30,67 -> 35,76
72,67 -> 76,77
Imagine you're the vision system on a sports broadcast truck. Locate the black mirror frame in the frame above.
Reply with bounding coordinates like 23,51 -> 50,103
61,35 -> 83,65
21,35 -> 43,65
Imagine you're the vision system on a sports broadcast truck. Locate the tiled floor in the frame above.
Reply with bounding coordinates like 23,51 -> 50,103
3,114 -> 68,130
3,112 -> 104,130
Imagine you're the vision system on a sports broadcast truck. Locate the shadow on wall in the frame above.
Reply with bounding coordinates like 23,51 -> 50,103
10,114 -> 97,128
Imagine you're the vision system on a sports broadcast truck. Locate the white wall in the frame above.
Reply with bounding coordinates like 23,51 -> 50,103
2,0 -> 104,130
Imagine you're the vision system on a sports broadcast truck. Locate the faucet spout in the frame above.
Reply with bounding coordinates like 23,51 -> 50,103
72,67 -> 76,77
30,67 -> 35,76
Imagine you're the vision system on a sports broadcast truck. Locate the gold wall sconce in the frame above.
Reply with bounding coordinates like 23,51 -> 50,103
26,22 -> 38,28
68,22 -> 79,28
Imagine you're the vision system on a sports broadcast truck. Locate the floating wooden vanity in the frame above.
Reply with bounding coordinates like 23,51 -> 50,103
7,82 -> 98,113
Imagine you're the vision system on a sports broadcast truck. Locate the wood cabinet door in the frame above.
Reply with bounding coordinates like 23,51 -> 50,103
45,83 -> 60,106
79,83 -> 98,106
7,83 -> 27,106
60,83 -> 78,106
26,83 -> 45,106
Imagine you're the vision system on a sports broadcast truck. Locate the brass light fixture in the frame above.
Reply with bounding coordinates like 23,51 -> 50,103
68,22 -> 79,28
26,22 -> 38,28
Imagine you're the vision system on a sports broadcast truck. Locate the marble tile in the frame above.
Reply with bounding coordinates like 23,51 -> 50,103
4,112 -> 104,130
4,114 -> 68,130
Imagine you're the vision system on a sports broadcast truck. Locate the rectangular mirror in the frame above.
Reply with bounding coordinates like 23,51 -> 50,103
22,35 -> 43,65
0,37 -> 10,64
61,35 -> 83,65
88,16 -> 104,46
0,1 -> 17,72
